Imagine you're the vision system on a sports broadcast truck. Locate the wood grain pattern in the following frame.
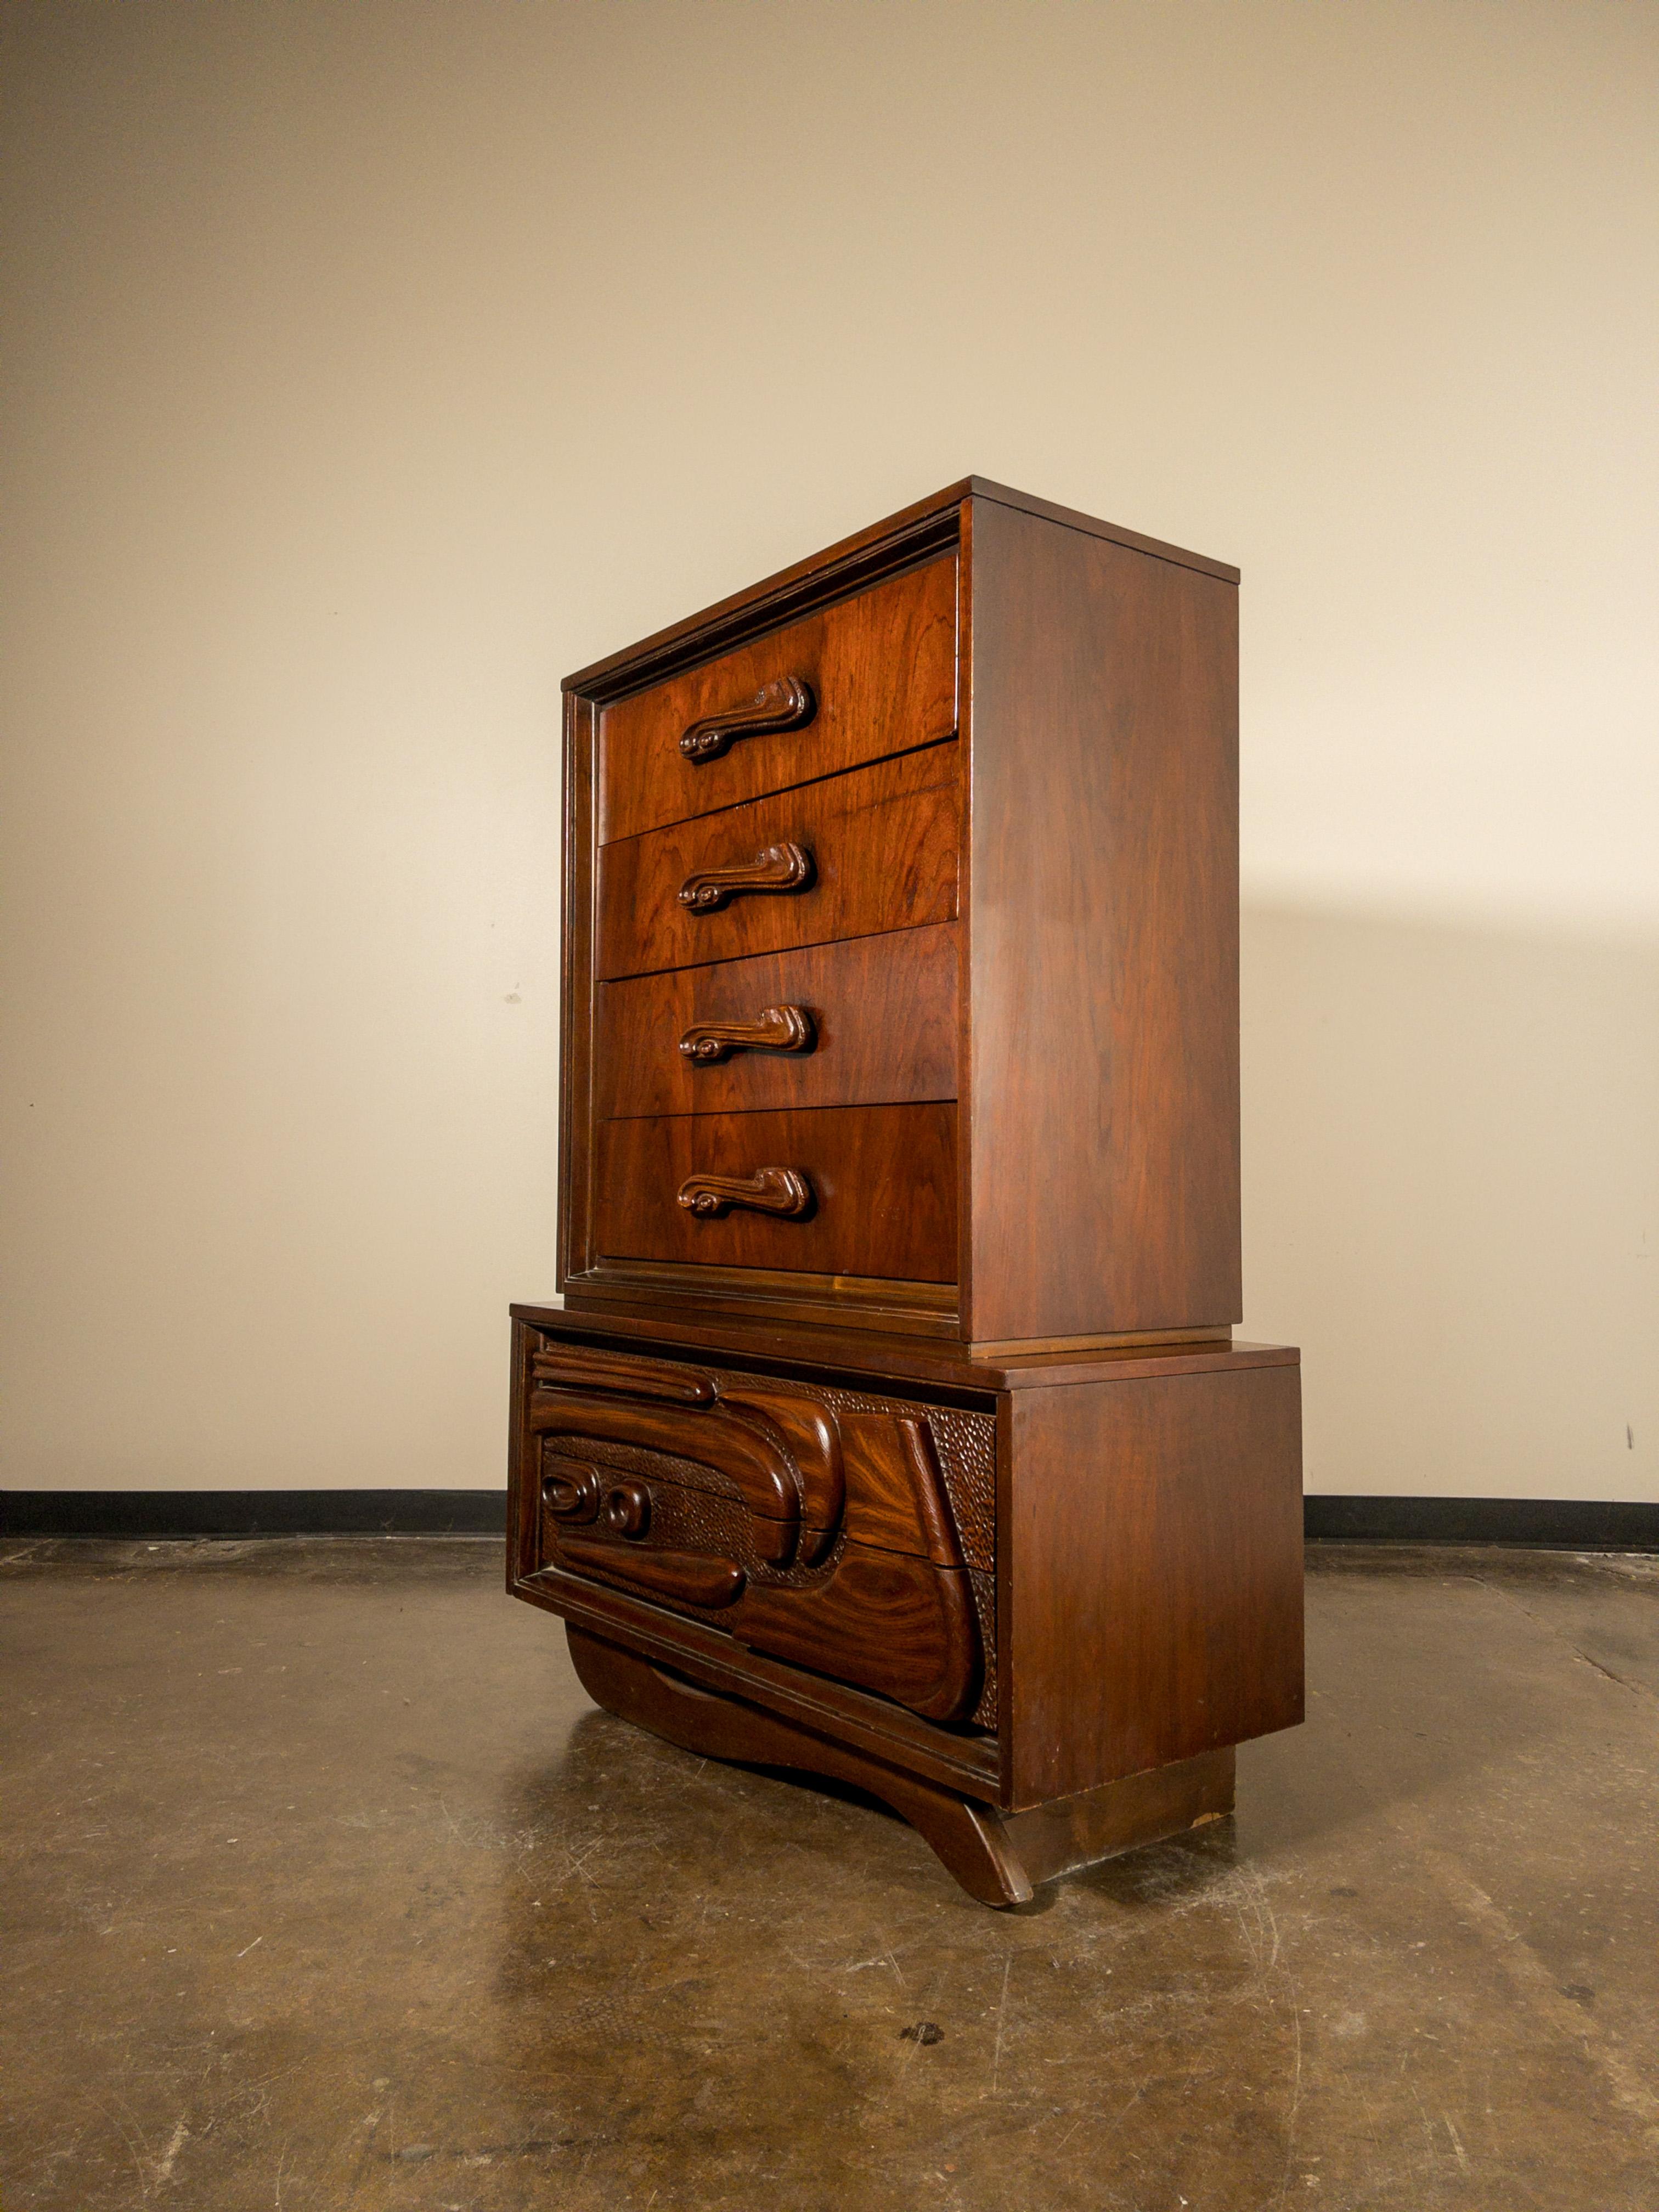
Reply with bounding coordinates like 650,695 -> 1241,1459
510,1530 -> 1003,1800
515,1297 -> 1294,1395
524,484 -> 1303,1904
518,1332 -> 993,1723
836,1410 -> 966,1565
560,1537 -> 746,1608
712,1381 -> 845,1552
993,1747 -> 1235,1887
598,555 -> 957,843
733,1541 -> 980,1724
677,674 -> 815,765
530,1347 -> 717,1403
962,498 -> 1241,1341
596,742 -> 959,981
594,1103 -> 957,1282
561,1260 -> 957,1335
526,1386 -> 799,1548
596,926 -> 958,1120
1003,1363 -> 1304,1807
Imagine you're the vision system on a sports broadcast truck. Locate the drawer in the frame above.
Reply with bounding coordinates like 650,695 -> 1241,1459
593,1102 -> 957,1282
598,555 -> 957,845
518,1341 -> 996,1725
596,742 -> 958,981
595,924 -> 958,1120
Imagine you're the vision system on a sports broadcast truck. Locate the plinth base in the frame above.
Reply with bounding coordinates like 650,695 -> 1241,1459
568,1626 -> 1234,1908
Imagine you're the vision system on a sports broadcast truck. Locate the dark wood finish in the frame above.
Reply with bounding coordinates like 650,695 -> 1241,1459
731,1544 -> 979,1725
560,1261 -> 958,1335
992,1747 -> 1235,1888
522,1334 -> 993,1573
525,483 -> 1301,1904
527,1383 -> 800,1545
563,480 -> 1229,698
568,1629 -> 1235,1906
543,1455 -> 603,1521
1002,1362 -> 1305,1808
540,1558 -> 1001,1793
566,484 -> 1243,1337
677,1004 -> 815,1063
594,1104 -> 957,1282
530,1346 -> 717,1402
514,1300 -> 1290,1388
676,839 -> 814,913
516,1328 -> 997,1724
677,674 -> 816,765
676,1166 -> 813,1220
961,495 -> 1240,1342
967,479 -> 1239,584
561,1537 -> 747,1609
837,1412 -> 966,1565
597,742 -> 959,981
598,554 -> 957,843
597,926 -> 957,1120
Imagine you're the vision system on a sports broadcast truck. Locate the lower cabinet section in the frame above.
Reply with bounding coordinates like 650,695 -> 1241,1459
506,1314 -> 1306,1905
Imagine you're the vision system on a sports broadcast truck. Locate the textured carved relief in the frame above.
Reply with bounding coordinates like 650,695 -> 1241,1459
532,1348 -> 715,1403
543,1455 -> 603,1523
524,1339 -> 997,1727
560,1536 -> 745,1609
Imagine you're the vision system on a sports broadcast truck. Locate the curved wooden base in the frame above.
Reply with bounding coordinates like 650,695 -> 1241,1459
567,1626 -> 1234,1908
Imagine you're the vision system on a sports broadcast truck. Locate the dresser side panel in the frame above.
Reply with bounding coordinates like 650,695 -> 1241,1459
963,500 -> 1241,1342
1003,1367 -> 1304,1808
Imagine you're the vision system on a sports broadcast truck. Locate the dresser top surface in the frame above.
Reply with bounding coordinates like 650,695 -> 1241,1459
562,477 -> 1239,695
512,1300 -> 1295,1398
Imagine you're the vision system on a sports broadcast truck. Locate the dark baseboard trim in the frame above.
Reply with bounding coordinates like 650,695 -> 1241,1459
0,1491 -> 508,1539
4,1490 -> 1651,1551
1305,1495 -> 1658,1551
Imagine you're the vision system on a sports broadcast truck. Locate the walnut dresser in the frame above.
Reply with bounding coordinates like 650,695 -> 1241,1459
506,478 -> 1304,1906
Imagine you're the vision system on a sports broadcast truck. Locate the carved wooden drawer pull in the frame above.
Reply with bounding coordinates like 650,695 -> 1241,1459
679,1005 -> 815,1063
677,1166 -> 813,1220
543,1455 -> 603,1522
680,676 -> 815,764
602,1482 -> 652,1539
678,840 -> 813,913
558,1535 -> 747,1609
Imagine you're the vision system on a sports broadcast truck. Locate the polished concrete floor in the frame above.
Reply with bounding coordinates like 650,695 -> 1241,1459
2,1538 -> 1656,2211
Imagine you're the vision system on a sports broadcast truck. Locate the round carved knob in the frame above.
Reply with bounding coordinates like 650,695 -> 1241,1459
542,1458 -> 601,1522
603,1482 -> 651,1539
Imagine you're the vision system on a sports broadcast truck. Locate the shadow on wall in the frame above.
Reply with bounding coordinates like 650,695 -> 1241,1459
1239,904 -> 1658,1505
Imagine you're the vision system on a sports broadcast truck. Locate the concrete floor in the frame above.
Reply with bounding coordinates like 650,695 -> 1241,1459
2,1541 -> 1656,2211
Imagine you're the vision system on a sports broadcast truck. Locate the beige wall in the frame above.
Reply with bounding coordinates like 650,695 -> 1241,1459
3,2 -> 1654,1498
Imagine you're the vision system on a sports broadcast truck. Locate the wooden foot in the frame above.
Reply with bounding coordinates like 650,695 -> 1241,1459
567,1627 -> 1234,1908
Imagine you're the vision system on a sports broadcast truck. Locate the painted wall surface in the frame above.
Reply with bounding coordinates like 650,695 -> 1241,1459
3,2 -> 1654,1497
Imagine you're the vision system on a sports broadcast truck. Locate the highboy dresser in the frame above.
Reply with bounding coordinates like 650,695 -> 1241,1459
506,479 -> 1303,1905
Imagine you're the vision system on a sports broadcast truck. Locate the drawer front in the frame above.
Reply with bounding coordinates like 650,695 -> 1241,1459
595,924 -> 958,1121
597,555 -> 957,845
594,1103 -> 957,1282
596,742 -> 958,981
517,1339 -> 996,1726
